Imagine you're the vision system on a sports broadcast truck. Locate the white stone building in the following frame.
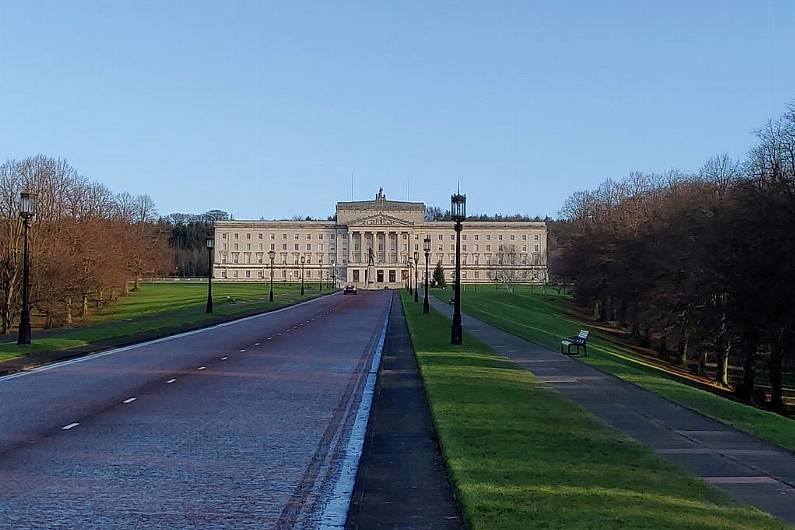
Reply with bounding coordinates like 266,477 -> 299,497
213,189 -> 548,288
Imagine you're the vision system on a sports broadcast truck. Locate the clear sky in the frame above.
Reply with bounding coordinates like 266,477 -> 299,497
1,1 -> 793,219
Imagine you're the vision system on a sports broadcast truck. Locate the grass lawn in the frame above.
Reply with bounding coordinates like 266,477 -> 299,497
0,281 -> 324,362
401,291 -> 788,530
437,285 -> 795,452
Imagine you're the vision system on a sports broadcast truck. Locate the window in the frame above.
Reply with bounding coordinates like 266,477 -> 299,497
486,245 -> 491,251
438,234 -> 443,240
450,234 -> 454,240
246,233 -> 251,240
282,243 -> 287,250
234,243 -> 239,250
221,270 -> 227,278
486,235 -> 491,240
534,244 -> 540,252
234,233 -> 239,239
534,234 -> 539,241
510,234 -> 515,240
306,244 -> 311,251
246,243 -> 251,250
306,234 -> 311,240
270,243 -> 275,250
258,234 -> 263,239
319,234 -> 323,240
222,233 -> 227,239
474,234 -> 479,241
221,243 -> 227,250
258,270 -> 263,278
258,243 -> 263,250
233,270 -> 238,278
474,255 -> 479,265
475,271 -> 480,279
282,233 -> 287,239
499,234 -> 503,241
462,234 -> 466,240
294,243 -> 299,250
450,245 -> 454,251
294,234 -> 299,239
463,245 -> 467,251
474,244 -> 479,251
270,233 -> 275,239
245,270 -> 251,278
522,246 -> 527,252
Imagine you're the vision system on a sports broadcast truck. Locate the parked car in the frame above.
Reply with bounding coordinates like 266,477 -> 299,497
343,285 -> 357,295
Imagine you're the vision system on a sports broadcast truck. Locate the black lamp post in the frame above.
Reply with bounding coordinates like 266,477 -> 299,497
423,235 -> 431,314
300,255 -> 305,295
268,250 -> 275,302
414,251 -> 420,302
205,236 -> 214,314
17,191 -> 36,345
407,256 -> 413,294
319,263 -> 322,292
450,191 -> 466,345
331,258 -> 336,290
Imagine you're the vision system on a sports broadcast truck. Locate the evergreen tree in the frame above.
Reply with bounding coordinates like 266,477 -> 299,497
432,260 -> 446,288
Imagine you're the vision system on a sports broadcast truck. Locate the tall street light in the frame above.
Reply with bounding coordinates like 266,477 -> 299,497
407,256 -> 413,294
17,191 -> 36,345
205,236 -> 214,314
414,251 -> 420,303
450,191 -> 466,345
268,250 -> 275,302
300,255 -> 305,296
423,235 -> 431,314
331,258 -> 336,290
319,263 -> 323,293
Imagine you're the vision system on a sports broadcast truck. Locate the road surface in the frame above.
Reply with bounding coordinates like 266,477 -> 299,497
0,290 -> 391,529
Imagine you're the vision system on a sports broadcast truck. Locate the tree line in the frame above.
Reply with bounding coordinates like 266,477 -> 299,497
553,104 -> 795,410
0,155 -> 169,332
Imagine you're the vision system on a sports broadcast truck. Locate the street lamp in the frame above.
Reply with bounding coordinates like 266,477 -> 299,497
414,251 -> 420,302
423,235 -> 431,314
300,255 -> 305,295
407,256 -> 413,294
450,191 -> 466,345
17,191 -> 36,345
319,263 -> 322,293
268,250 -> 275,302
331,258 -> 336,290
205,237 -> 214,314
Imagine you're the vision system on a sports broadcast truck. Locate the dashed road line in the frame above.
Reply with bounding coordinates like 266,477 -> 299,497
166,378 -> 176,384
240,349 -> 246,352
197,366 -> 206,370
62,423 -> 80,430
123,397 -> 137,404
221,356 -> 228,360
255,342 -> 261,346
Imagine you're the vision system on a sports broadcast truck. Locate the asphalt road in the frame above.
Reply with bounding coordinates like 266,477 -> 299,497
0,290 -> 391,529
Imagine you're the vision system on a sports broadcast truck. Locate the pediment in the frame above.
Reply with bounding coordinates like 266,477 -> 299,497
348,213 -> 414,227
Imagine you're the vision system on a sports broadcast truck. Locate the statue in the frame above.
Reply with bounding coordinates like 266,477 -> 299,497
367,246 -> 375,266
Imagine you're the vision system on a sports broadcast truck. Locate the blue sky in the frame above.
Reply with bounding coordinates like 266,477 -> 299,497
1,1 -> 793,219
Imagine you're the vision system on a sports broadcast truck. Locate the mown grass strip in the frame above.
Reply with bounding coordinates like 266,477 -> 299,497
0,282 -> 321,361
446,287 -> 795,452
401,291 -> 788,530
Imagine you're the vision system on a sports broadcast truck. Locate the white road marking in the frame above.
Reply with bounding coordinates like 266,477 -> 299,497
166,378 -> 177,383
266,337 -> 272,340
221,356 -> 228,360
62,422 -> 80,430
123,397 -> 137,404
197,366 -> 206,370
239,349 -> 246,352
254,342 -> 261,346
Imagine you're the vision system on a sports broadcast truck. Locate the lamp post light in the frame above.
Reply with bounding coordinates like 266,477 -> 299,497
423,235 -> 431,314
268,250 -> 275,302
300,255 -> 305,296
331,258 -> 336,290
450,191 -> 466,345
407,256 -> 413,294
205,236 -> 214,314
414,251 -> 420,302
17,191 -> 36,345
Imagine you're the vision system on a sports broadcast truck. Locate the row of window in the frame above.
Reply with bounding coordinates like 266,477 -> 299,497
219,231 -> 543,243
222,242 -> 333,252
220,269 -> 331,279
222,232 -> 336,241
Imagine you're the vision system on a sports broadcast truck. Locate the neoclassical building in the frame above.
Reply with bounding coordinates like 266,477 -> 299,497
213,189 -> 548,288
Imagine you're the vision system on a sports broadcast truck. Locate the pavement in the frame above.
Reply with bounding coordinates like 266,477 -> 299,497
346,292 -> 464,530
0,290 -> 391,529
429,295 -> 795,526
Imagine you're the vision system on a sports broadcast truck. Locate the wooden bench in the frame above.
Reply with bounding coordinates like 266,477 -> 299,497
561,330 -> 589,356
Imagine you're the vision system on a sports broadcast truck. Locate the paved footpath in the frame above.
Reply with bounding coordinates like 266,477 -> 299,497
429,296 -> 795,526
0,290 -> 391,529
346,292 -> 464,530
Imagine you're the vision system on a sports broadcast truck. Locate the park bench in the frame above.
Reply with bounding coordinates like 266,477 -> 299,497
561,329 -> 589,356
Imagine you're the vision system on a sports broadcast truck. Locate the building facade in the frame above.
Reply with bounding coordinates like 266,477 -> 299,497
213,189 -> 548,288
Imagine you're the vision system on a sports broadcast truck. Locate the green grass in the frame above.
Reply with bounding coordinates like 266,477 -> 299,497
0,281 -> 324,362
401,291 -> 788,530
438,286 -> 795,452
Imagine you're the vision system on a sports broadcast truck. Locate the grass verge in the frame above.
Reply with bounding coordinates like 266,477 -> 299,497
0,282 -> 324,362
440,287 -> 795,452
401,291 -> 788,529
